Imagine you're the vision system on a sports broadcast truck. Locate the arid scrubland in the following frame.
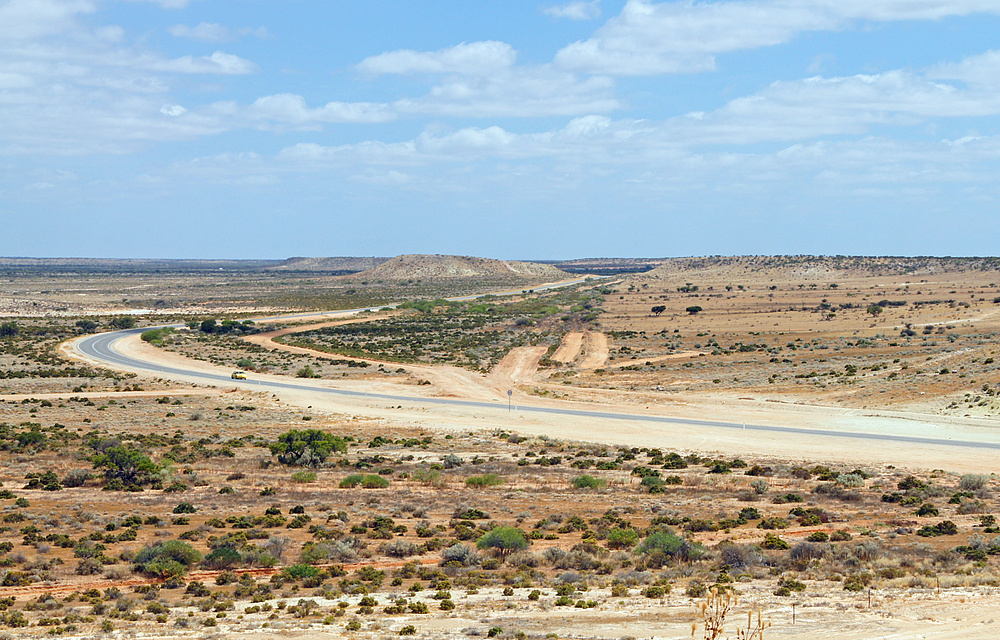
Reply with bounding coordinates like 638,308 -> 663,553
1,256 -> 1000,638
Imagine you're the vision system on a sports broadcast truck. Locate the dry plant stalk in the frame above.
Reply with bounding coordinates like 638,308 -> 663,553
693,589 -> 771,640
735,609 -> 771,640
694,587 -> 735,640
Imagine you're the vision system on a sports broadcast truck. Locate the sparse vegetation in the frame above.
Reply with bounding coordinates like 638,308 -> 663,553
0,257 -> 997,638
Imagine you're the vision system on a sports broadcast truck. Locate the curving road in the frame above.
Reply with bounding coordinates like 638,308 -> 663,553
73,326 -> 1000,455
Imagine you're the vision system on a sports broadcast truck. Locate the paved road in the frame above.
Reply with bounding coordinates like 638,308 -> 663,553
74,327 -> 1000,453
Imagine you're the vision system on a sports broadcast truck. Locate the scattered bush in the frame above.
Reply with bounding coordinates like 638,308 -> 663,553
959,474 -> 990,492
917,521 -> 958,537
476,526 -> 529,558
637,530 -> 705,562
466,474 -> 504,488
572,475 -> 606,489
340,474 -> 389,489
291,471 -> 317,483
134,541 -> 202,577
760,533 -> 789,550
271,429 -> 346,467
381,541 -> 420,558
173,502 -> 197,514
440,544 -> 481,567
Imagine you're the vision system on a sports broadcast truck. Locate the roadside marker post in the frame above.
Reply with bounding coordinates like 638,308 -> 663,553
508,389 -> 512,412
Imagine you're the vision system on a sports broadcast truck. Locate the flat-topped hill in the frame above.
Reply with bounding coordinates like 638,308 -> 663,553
268,256 -> 390,274
349,254 -> 570,282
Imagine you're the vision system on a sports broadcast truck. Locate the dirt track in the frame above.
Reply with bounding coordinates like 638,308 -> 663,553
578,331 -> 609,369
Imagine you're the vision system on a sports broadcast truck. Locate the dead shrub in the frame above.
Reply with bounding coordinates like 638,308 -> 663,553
380,541 -> 420,558
717,542 -> 763,570
554,551 -> 601,571
507,551 -> 540,567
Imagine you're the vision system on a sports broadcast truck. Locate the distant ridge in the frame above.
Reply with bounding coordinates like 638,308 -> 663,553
269,256 -> 390,274
644,256 -> 1000,280
0,257 -> 281,272
349,254 -> 570,282
543,257 -> 669,275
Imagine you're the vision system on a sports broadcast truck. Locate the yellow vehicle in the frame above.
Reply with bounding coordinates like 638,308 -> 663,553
231,371 -> 247,380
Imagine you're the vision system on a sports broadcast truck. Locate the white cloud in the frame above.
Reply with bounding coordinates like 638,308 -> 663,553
357,41 -> 516,75
155,51 -> 257,75
555,0 -> 1000,75
0,0 -> 95,40
349,170 -> 413,185
678,70 -> 1000,146
394,66 -> 619,117
168,22 -> 270,42
160,104 -> 187,116
544,1 -> 602,20
243,94 -> 395,127
168,22 -> 230,42
358,39 -> 618,117
929,50 -> 1000,88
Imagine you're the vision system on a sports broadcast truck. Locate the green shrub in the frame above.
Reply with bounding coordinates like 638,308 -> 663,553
917,521 -> 958,537
283,564 -> 319,580
637,530 -> 705,562
757,517 -> 789,530
140,328 -> 172,345
641,476 -> 666,493
476,526 -> 529,558
606,528 -> 639,549
173,502 -> 197,514
270,429 -> 346,467
340,474 -> 389,489
203,546 -> 241,570
93,446 -> 159,488
291,471 -> 317,483
760,533 -> 789,550
466,474 -> 504,488
134,540 -> 202,577
571,475 -> 605,489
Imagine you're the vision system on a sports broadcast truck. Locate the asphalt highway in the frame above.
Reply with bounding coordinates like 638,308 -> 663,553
74,327 -> 1000,453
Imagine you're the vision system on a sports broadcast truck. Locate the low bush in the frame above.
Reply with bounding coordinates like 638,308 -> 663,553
572,475 -> 605,489
466,474 -> 504,488
340,474 -> 389,489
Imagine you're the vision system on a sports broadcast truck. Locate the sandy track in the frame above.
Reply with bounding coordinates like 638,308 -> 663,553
551,332 -> 583,363
487,346 -> 547,391
578,331 -> 609,369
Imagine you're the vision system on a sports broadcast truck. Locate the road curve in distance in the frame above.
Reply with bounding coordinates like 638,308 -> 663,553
73,328 -> 1000,454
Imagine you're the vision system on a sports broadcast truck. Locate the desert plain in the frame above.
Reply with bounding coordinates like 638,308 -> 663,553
0,255 -> 999,639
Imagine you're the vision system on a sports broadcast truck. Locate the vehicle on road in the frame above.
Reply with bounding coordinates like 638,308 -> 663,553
231,371 -> 247,380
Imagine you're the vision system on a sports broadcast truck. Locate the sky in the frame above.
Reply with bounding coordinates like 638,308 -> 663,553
3,1 -> 1000,260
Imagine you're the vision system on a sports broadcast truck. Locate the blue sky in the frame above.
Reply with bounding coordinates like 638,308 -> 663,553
3,1 -> 1000,260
